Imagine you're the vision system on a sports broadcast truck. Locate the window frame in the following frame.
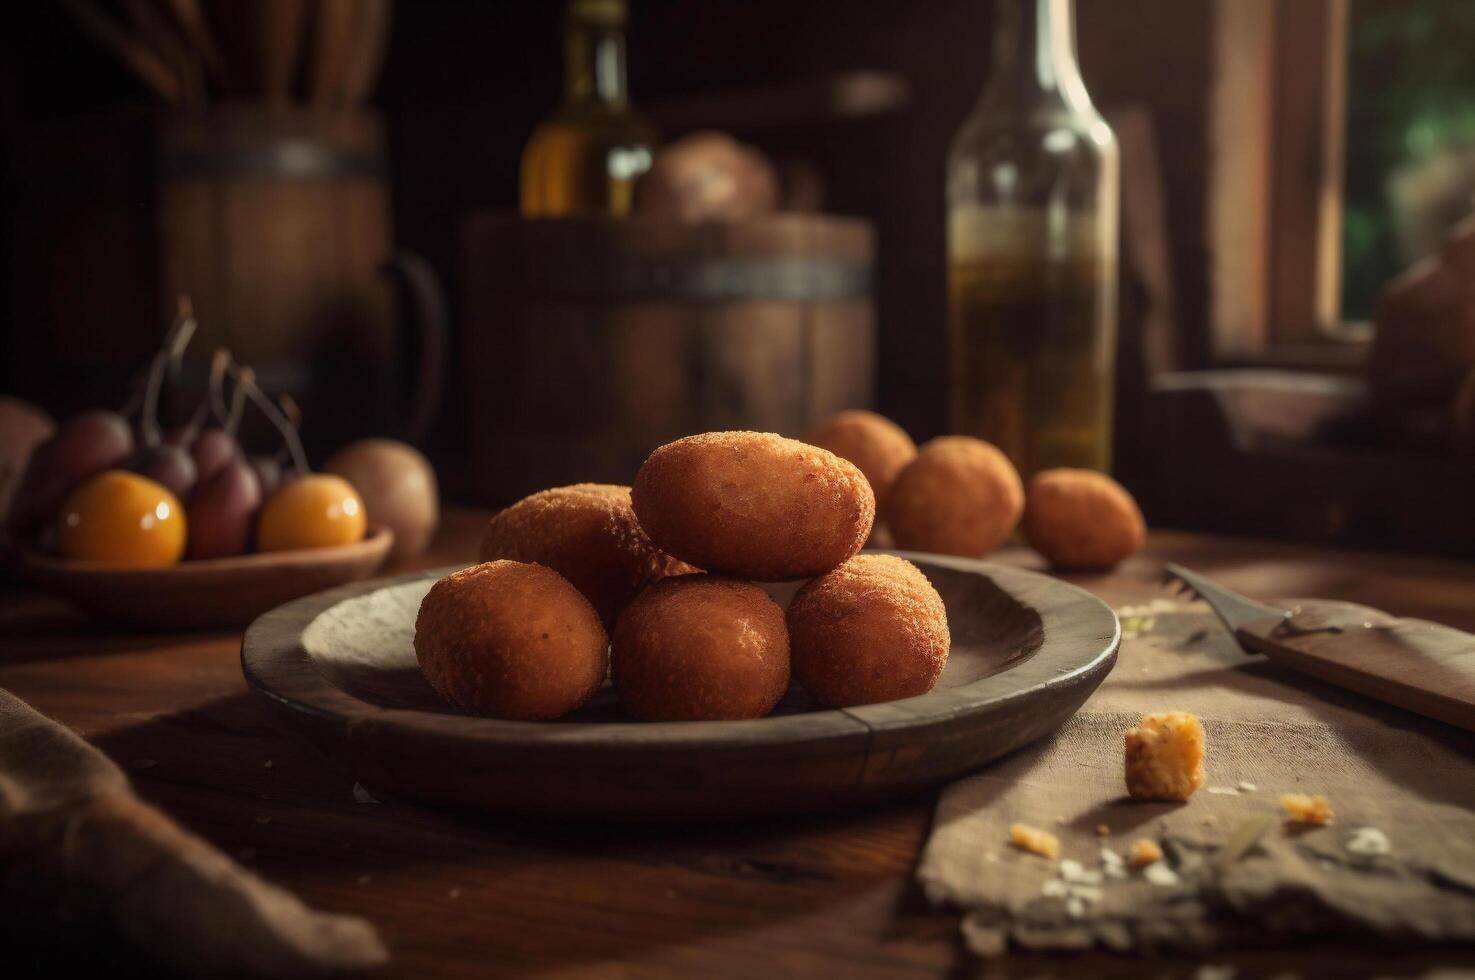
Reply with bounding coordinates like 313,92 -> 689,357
1208,0 -> 1367,366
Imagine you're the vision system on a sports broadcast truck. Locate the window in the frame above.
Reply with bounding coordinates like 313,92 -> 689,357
1208,0 -> 1475,362
1341,0 -> 1475,322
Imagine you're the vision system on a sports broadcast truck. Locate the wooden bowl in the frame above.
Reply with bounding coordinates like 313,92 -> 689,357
241,551 -> 1118,820
13,527 -> 394,631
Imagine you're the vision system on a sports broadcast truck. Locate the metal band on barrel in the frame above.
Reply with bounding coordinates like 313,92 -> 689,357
516,257 -> 873,301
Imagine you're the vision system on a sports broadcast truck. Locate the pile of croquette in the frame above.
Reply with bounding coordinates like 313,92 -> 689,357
415,411 -> 1144,723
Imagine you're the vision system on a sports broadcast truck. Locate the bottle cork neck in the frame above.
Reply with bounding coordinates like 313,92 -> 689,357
985,0 -> 1091,112
564,9 -> 630,106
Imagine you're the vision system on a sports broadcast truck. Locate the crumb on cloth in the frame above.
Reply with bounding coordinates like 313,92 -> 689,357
1129,839 -> 1164,867
1281,793 -> 1334,826
1346,827 -> 1390,856
1124,710 -> 1207,802
1009,823 -> 1061,860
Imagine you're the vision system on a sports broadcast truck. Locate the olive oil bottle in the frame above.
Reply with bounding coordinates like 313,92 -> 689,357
945,0 -> 1118,476
520,0 -> 657,217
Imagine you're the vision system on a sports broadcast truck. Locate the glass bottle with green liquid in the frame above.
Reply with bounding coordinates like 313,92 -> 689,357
946,0 -> 1119,476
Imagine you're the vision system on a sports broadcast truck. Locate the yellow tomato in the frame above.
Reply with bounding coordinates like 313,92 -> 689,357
256,474 -> 366,552
56,470 -> 186,567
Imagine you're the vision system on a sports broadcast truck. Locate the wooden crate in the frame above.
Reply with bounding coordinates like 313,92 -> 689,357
1141,369 -> 1475,557
460,213 -> 875,504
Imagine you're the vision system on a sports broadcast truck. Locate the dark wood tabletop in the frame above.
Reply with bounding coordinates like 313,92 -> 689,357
5,508 -> 1475,979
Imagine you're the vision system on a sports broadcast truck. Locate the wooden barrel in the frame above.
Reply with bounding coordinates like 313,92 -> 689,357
460,213 -> 876,504
10,107 -> 399,456
159,106 -> 399,454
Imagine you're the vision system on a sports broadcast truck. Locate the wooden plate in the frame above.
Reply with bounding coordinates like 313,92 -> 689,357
241,552 -> 1119,820
13,527 -> 394,631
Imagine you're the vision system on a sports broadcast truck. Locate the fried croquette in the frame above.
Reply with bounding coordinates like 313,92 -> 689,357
804,410 -> 918,512
612,575 -> 790,721
1022,468 -> 1145,570
786,555 -> 950,707
479,483 -> 695,627
631,431 -> 874,581
414,560 -> 608,721
884,436 -> 1023,557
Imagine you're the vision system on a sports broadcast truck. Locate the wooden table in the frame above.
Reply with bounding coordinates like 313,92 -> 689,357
6,508 -> 1475,979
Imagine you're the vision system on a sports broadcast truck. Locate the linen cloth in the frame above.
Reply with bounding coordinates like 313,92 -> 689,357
0,686 -> 389,976
918,601 -> 1475,955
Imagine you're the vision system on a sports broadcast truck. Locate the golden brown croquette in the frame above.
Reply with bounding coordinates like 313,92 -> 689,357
479,483 -> 695,626
415,560 -> 608,721
1022,468 -> 1145,570
885,436 -> 1023,557
612,575 -> 790,721
804,410 -> 918,513
786,554 -> 950,707
631,431 -> 874,581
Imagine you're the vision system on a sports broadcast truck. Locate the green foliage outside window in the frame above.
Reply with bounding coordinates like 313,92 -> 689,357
1343,0 -> 1475,320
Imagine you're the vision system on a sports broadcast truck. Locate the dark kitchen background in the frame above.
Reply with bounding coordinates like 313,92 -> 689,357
5,0 -> 1474,555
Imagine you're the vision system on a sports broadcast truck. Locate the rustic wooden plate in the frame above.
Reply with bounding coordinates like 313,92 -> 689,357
13,526 -> 394,631
241,552 -> 1118,820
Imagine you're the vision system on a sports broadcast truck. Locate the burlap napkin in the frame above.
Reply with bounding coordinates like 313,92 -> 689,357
0,687 -> 389,976
918,600 -> 1475,955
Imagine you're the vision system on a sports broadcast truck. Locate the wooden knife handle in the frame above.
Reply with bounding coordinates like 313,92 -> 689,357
1238,598 -> 1475,733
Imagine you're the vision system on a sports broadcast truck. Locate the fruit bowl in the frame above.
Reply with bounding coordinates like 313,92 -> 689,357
10,526 -> 393,631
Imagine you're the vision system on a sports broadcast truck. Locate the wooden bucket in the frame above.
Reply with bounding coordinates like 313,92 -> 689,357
460,214 -> 876,504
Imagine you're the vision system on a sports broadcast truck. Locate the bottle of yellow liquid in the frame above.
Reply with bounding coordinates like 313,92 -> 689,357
520,0 -> 657,217
945,0 -> 1118,477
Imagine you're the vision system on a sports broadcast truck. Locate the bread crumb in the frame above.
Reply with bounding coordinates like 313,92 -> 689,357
1010,823 -> 1061,860
1143,861 -> 1180,886
1095,823 -> 1110,837
1129,838 -> 1164,867
1280,793 -> 1334,825
1124,711 -> 1207,801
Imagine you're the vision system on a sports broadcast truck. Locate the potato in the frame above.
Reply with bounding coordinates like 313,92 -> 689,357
1023,468 -> 1145,570
414,561 -> 608,721
804,409 -> 917,513
634,131 -> 778,223
323,439 -> 439,563
631,431 -> 874,580
0,396 -> 55,526
786,554 -> 950,707
884,436 -> 1023,557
